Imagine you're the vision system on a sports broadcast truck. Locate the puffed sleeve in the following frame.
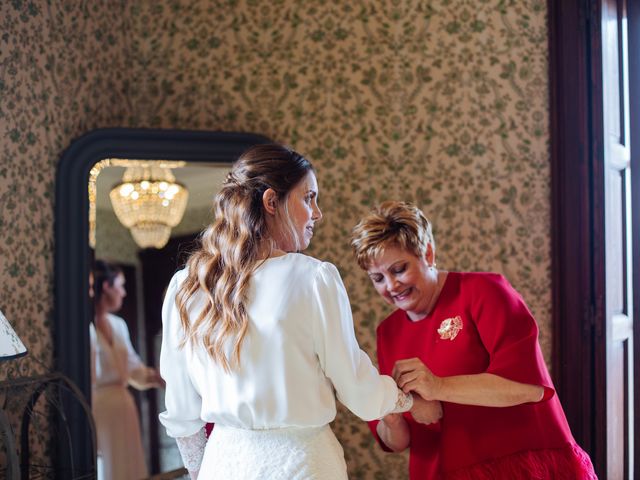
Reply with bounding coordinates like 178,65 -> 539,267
107,315 -> 153,389
158,271 -> 206,437
471,274 -> 555,401
312,262 -> 402,420
110,316 -> 144,373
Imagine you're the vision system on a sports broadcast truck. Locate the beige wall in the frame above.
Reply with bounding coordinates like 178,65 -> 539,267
0,1 -> 549,477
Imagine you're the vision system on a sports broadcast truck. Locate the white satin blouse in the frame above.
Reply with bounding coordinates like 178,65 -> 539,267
159,253 -> 402,438
90,314 -> 146,388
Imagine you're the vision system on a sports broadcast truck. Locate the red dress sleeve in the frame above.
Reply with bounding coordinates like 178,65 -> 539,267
470,274 -> 554,401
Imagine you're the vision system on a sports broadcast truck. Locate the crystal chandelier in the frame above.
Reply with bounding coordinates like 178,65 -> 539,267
109,164 -> 189,249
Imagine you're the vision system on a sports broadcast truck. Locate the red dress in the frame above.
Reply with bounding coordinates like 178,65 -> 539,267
369,272 -> 597,479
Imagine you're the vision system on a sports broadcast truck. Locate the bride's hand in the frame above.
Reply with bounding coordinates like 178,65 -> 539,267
410,396 -> 443,425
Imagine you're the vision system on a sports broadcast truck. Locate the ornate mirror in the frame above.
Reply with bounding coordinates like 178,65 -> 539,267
54,128 -> 270,476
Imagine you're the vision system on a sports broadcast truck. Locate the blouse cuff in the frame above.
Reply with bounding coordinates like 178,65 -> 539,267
175,427 -> 207,472
389,390 -> 414,414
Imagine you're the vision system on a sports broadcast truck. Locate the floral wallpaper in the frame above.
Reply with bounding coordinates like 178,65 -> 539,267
0,0 -> 549,478
0,0 -> 131,472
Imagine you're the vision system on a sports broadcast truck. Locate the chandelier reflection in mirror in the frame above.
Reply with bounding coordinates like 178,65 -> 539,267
89,159 -> 189,249
110,164 -> 189,249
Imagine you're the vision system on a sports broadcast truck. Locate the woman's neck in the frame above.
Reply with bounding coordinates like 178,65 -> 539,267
257,241 -> 289,260
407,270 -> 448,321
94,305 -> 109,324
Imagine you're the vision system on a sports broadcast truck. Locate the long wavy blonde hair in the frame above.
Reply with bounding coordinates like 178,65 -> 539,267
175,144 -> 314,371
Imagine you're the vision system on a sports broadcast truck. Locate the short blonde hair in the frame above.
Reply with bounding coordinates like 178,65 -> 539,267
351,201 -> 434,269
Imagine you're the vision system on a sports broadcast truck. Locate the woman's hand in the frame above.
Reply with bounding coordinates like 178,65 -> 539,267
377,413 -> 410,452
410,396 -> 442,425
392,358 -> 443,401
147,367 -> 166,388
129,366 -> 165,390
381,412 -> 406,427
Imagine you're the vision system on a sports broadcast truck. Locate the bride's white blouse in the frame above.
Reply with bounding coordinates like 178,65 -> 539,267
159,253 -> 400,438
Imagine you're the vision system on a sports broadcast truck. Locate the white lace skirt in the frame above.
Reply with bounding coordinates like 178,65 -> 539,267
199,424 -> 348,479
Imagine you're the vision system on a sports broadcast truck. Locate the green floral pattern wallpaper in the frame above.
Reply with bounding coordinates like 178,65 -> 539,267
0,0 -> 548,477
0,0 -> 132,470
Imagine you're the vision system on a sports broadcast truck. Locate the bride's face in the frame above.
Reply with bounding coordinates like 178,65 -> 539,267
276,171 -> 322,252
102,273 -> 127,313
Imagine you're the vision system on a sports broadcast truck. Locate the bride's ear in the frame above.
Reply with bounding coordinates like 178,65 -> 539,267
262,188 -> 278,216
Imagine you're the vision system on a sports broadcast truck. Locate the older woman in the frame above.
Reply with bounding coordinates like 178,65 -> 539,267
351,201 -> 597,480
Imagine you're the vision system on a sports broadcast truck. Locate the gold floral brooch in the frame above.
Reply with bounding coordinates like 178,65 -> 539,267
437,316 -> 463,340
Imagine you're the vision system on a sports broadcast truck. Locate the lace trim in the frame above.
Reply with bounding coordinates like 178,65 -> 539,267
390,390 -> 414,413
176,427 -> 207,471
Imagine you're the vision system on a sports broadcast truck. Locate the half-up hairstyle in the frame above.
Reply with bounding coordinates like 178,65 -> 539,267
351,201 -> 434,270
175,144 -> 314,371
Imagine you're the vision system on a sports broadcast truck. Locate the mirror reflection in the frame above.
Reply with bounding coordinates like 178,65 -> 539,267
91,161 -> 231,479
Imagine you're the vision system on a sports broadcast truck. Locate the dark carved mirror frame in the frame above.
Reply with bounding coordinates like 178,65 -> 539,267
54,128 -> 270,476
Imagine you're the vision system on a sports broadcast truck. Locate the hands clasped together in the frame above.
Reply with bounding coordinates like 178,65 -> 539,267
393,358 -> 442,425
394,357 -> 443,425
381,357 -> 442,428
377,358 -> 442,452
